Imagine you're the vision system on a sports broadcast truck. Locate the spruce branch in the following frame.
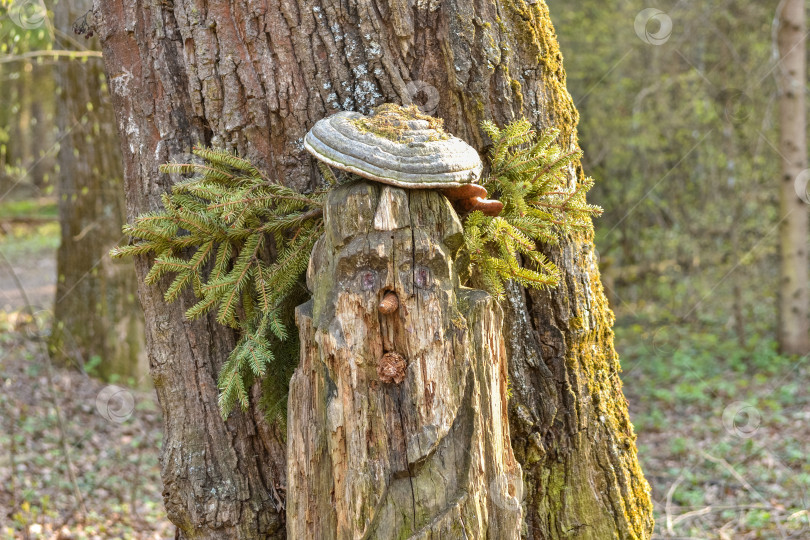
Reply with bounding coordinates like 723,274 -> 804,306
112,146 -> 326,419
458,119 -> 602,298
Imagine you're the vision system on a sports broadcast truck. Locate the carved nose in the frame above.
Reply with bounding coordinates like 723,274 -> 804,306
379,291 -> 399,314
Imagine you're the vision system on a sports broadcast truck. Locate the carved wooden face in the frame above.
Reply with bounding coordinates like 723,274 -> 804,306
306,179 -> 469,481
292,179 -> 522,537
307,182 -> 465,391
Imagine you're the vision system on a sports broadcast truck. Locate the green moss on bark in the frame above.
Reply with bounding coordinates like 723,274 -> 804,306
478,2 -> 655,538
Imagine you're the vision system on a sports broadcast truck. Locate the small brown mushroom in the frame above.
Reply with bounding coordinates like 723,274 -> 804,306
456,196 -> 504,217
378,352 -> 407,384
441,183 -> 488,201
443,185 -> 504,217
379,291 -> 399,314
473,198 -> 505,216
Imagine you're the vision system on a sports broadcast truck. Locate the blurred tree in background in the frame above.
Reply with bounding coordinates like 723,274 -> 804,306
0,1 -> 55,194
776,0 -> 809,355
0,0 -> 145,382
547,0 -> 799,352
49,0 -> 145,380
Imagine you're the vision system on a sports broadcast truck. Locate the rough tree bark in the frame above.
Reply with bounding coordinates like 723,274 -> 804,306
93,0 -> 653,537
776,0 -> 809,355
51,0 -> 146,380
288,181 -> 522,537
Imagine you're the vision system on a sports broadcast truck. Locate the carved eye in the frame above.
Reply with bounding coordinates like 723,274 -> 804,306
414,266 -> 432,289
359,270 -> 377,291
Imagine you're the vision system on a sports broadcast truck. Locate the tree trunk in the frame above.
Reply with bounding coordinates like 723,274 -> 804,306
30,63 -> 54,190
93,0 -> 653,537
50,0 -> 146,381
288,181 -> 522,538
16,65 -> 33,192
776,0 -> 809,355
4,68 -> 26,195
0,63 -> 9,191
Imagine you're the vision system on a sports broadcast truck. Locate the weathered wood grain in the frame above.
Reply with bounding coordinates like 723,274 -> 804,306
288,182 -> 522,539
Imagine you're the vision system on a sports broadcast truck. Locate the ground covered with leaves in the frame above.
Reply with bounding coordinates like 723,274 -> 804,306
0,319 -> 171,539
621,322 -> 810,539
0,219 -> 171,539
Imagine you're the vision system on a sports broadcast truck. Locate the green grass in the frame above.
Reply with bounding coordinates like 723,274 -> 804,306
0,198 -> 60,257
0,221 -> 60,258
0,198 -> 58,220
616,318 -> 810,538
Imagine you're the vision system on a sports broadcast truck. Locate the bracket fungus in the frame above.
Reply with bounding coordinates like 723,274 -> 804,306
304,104 -> 503,216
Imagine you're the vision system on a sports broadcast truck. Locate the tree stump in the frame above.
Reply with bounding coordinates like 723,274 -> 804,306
287,181 -> 522,539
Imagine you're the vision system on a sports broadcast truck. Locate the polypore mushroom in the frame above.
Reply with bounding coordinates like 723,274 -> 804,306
304,104 -> 502,216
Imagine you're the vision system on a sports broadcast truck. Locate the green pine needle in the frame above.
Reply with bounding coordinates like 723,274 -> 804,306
113,119 -> 601,423
113,146 -> 326,420
458,118 -> 602,299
